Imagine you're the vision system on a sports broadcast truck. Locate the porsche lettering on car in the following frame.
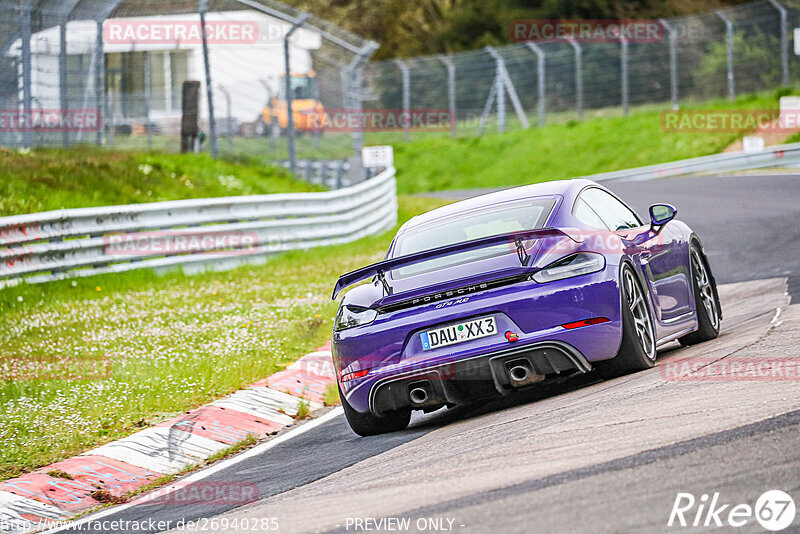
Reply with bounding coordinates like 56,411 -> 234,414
331,179 -> 722,436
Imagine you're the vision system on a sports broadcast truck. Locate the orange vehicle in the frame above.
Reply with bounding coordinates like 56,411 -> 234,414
262,71 -> 326,133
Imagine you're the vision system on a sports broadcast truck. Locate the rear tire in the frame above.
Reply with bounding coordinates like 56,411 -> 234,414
679,244 -> 721,346
598,264 -> 657,378
340,385 -> 411,436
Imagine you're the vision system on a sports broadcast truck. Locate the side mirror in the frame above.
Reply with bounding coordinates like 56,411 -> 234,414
649,204 -> 676,229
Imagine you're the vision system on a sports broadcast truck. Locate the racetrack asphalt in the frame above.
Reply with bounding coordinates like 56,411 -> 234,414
53,173 -> 800,534
424,173 -> 800,293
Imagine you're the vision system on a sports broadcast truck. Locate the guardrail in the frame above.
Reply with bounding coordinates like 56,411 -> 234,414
278,159 -> 352,189
588,142 -> 800,183
276,159 -> 382,189
2,140 -> 796,288
0,167 -> 398,287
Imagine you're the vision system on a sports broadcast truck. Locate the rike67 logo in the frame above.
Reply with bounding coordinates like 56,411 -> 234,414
669,490 -> 796,531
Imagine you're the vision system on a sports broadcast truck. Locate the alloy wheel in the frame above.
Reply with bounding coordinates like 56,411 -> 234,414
624,269 -> 656,360
691,248 -> 720,330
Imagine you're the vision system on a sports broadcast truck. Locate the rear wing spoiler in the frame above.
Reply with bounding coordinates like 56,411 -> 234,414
331,227 -> 581,300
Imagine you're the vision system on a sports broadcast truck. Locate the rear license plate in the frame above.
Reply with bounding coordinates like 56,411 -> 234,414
420,316 -> 497,351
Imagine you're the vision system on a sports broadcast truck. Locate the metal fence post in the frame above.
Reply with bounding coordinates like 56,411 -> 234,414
20,4 -> 32,147
438,55 -> 456,136
336,160 -> 344,188
107,88 -> 115,147
59,17 -> 69,147
659,19 -> 678,110
284,14 -> 309,175
525,43 -> 546,127
767,0 -> 789,86
347,43 -> 378,181
477,77 -> 497,136
716,11 -> 735,101
199,0 -> 219,158
218,85 -> 233,153
620,35 -> 629,116
343,62 -> 358,161
486,46 -> 530,131
95,20 -> 106,145
394,59 -> 410,141
338,67 -> 351,137
566,38 -> 583,120
486,47 -> 529,131
494,55 -> 506,133
187,0 -> 377,169
144,51 -> 152,150
258,79 -> 275,151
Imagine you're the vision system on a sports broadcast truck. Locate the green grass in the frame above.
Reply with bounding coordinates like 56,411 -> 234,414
0,147 -> 321,217
113,132 -> 357,163
295,400 -> 311,420
201,432 -> 260,466
784,130 -> 800,144
112,91 -> 794,196
388,90 -> 795,194
110,91 -> 796,190
323,383 -> 341,406
0,196 -> 446,480
69,90 -> 798,200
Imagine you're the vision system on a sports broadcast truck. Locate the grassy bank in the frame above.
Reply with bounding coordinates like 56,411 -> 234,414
98,91 -> 798,197
8,91 -> 791,215
0,148 -> 319,217
0,196 -> 446,480
390,91 -> 794,193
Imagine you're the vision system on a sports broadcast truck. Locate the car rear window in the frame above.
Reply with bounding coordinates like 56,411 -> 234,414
392,198 -> 556,277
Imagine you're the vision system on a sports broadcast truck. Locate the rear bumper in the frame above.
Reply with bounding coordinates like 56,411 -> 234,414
334,268 -> 624,414
367,341 -> 591,416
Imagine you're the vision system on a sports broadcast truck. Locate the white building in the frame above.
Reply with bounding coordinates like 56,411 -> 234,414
6,10 -> 322,133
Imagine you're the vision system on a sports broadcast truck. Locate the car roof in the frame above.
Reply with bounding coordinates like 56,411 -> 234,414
400,178 -> 599,234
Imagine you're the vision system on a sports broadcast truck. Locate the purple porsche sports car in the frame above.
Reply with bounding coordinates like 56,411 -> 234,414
331,179 -> 721,436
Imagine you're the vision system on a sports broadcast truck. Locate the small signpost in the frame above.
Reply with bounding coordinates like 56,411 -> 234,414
742,136 -> 765,153
794,28 -> 800,55
362,145 -> 394,168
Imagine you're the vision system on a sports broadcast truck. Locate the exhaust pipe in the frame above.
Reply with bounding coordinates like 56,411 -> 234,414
509,365 -> 531,383
409,387 -> 429,405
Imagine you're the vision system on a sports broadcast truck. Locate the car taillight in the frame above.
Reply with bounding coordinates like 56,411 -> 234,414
340,368 -> 370,382
561,317 -> 611,329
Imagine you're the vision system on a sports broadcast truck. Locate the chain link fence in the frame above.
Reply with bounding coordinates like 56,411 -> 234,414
363,0 -> 800,140
0,0 -> 376,183
2,0 -> 800,175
